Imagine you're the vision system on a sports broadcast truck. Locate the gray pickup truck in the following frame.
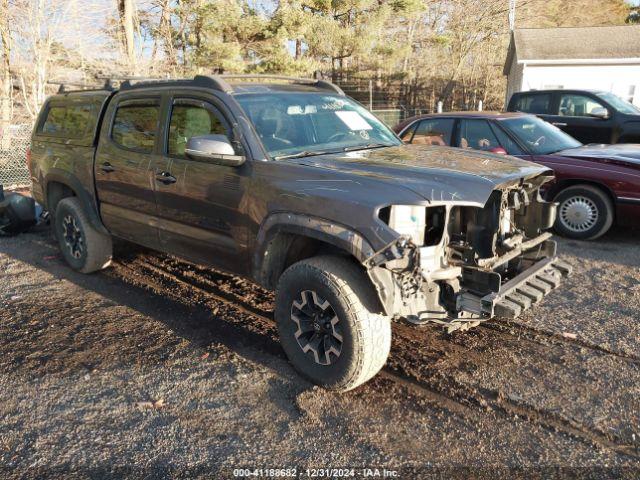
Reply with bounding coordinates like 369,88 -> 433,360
28,75 -> 570,391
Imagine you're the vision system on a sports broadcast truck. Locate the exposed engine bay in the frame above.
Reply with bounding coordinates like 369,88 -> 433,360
368,174 -> 572,333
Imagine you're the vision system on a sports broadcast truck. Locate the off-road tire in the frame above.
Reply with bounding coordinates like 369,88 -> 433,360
54,197 -> 112,273
554,185 -> 614,240
275,255 -> 391,391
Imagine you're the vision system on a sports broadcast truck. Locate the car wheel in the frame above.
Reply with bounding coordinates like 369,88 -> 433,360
554,185 -> 614,240
275,255 -> 391,391
54,197 -> 113,273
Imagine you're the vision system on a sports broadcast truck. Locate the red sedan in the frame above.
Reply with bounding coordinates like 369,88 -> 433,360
394,112 -> 640,240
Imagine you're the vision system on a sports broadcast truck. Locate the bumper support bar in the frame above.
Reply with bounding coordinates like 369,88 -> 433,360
482,257 -> 572,318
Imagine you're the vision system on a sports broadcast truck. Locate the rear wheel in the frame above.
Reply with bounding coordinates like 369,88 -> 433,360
54,197 -> 112,273
275,255 -> 391,391
554,185 -> 614,240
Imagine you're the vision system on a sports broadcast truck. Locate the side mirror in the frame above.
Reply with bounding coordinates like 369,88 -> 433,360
489,147 -> 508,155
588,108 -> 609,120
185,134 -> 246,167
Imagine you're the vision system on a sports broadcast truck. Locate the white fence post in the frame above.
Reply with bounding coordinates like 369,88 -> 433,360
437,101 -> 443,113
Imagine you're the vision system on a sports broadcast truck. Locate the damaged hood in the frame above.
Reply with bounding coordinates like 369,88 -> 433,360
284,144 -> 550,205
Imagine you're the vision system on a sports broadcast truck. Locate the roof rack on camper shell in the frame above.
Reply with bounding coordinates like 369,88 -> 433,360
117,74 -> 345,96
49,74 -> 344,96
48,80 -> 116,94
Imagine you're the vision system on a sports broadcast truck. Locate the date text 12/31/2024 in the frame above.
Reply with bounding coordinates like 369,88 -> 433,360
232,468 -> 399,478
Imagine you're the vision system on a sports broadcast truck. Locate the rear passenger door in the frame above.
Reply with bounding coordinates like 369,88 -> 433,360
95,96 -> 163,248
455,119 -> 503,152
509,92 -> 554,123
153,94 -> 249,274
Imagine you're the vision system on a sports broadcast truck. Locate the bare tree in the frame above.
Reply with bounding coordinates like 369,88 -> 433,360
11,0 -> 81,118
118,0 -> 138,74
0,0 -> 12,148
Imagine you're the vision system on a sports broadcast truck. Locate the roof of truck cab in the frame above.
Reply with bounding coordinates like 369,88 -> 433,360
511,89 -> 609,96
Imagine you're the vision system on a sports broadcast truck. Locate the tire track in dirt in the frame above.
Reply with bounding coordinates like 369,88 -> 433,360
110,252 -> 640,460
385,322 -> 640,459
480,321 -> 640,365
133,250 -> 639,365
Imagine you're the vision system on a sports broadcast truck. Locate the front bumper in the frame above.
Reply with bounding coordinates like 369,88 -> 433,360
482,256 -> 571,318
444,240 -> 572,331
435,254 -> 571,333
366,235 -> 572,333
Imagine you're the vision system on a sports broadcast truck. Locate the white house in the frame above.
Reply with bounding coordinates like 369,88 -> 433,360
504,25 -> 640,107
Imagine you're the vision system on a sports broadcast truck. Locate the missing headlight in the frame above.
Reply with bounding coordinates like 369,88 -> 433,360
378,205 -> 446,247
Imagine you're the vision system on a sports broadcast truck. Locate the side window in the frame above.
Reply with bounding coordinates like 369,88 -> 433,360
167,102 -> 229,157
490,122 -> 524,155
558,94 -> 607,117
411,119 -> 454,146
399,122 -> 417,142
40,106 -> 67,135
65,105 -> 94,138
38,104 -> 95,137
458,119 -> 499,151
111,104 -> 159,152
513,94 -> 552,115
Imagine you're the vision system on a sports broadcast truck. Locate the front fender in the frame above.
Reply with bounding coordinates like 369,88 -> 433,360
253,212 -> 377,287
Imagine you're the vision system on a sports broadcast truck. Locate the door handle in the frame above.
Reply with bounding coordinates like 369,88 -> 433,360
552,122 -> 567,127
155,171 -> 177,185
100,162 -> 115,173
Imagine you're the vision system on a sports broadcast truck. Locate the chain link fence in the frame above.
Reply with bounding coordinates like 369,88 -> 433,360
0,115 -> 32,189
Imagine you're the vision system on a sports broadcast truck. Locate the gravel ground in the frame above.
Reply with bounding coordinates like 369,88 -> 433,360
1,225 -> 639,479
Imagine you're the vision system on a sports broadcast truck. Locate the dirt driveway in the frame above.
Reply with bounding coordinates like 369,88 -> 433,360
1,226 -> 639,478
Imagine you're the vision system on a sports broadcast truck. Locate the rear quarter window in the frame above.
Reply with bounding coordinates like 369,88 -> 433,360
40,106 -> 66,134
65,105 -> 94,137
38,104 -> 95,138
511,93 -> 552,115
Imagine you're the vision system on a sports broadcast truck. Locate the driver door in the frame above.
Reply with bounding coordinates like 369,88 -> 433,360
547,93 -> 614,144
153,95 -> 251,274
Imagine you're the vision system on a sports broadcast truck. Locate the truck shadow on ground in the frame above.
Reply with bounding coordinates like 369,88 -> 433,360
3,229 -> 310,392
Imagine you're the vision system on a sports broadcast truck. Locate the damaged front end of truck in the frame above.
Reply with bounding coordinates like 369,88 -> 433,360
366,172 -> 572,333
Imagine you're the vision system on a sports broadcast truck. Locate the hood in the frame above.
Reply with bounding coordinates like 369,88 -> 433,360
557,144 -> 640,169
282,144 -> 550,206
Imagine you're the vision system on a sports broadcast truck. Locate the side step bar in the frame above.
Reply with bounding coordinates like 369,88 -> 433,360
482,257 -> 573,319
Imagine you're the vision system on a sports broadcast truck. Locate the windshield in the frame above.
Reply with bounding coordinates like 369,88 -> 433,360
235,92 -> 400,159
595,91 -> 640,115
499,116 -> 582,155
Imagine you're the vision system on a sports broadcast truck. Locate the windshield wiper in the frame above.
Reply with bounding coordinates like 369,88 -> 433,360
273,149 -> 342,160
273,142 -> 394,160
342,142 -> 395,152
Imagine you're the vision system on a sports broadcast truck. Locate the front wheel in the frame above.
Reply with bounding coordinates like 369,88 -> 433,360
275,255 -> 391,391
554,185 -> 614,240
